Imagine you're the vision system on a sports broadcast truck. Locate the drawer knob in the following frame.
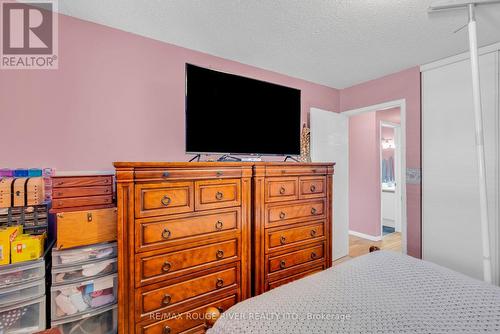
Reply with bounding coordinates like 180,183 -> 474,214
162,294 -> 171,305
161,228 -> 171,240
215,191 -> 224,200
310,229 -> 317,237
215,220 -> 224,230
311,252 -> 317,259
87,213 -> 93,222
163,326 -> 171,334
56,192 -> 63,196
279,211 -> 286,220
162,261 -> 172,272
216,249 -> 224,259
216,278 -> 224,288
310,184 -> 316,192
216,171 -> 223,177
279,260 -> 286,269
161,195 -> 171,207
279,186 -> 286,195
311,207 -> 317,215
280,236 -> 286,245
162,171 -> 170,178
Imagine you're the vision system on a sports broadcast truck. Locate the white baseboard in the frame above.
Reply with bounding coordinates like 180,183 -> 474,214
349,230 -> 382,241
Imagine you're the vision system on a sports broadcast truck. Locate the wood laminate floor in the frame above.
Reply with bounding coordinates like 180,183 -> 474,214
333,232 -> 402,265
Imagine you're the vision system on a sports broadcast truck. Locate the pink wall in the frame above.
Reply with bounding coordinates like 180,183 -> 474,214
0,13 -> 340,171
340,67 -> 421,258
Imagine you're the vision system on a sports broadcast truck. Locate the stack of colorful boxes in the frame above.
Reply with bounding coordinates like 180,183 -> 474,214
0,168 -> 54,333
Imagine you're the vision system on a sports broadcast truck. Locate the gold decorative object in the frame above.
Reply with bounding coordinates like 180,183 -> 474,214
299,123 -> 311,162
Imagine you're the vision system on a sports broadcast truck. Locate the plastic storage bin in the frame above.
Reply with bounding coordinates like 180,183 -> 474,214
0,295 -> 46,333
52,258 -> 117,285
52,242 -> 117,267
0,278 -> 45,306
52,304 -> 117,334
0,259 -> 45,287
51,273 -> 117,320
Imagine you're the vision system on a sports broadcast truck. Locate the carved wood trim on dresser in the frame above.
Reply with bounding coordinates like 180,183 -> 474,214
114,162 -> 334,334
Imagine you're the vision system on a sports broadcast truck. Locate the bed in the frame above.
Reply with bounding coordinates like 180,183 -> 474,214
207,250 -> 500,333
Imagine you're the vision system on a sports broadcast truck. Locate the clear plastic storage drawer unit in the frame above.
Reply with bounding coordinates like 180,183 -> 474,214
0,278 -> 45,306
0,259 -> 45,287
0,295 -> 46,333
51,273 -> 117,320
52,258 -> 118,285
52,304 -> 117,334
52,242 -> 117,267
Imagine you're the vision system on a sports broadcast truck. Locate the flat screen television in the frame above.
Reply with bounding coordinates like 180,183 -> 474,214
185,64 -> 301,156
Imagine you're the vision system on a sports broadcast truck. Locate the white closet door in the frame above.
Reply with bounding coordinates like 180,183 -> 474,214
422,51 -> 499,283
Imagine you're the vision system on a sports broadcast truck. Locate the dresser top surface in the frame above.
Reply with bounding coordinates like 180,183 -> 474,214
113,161 -> 335,169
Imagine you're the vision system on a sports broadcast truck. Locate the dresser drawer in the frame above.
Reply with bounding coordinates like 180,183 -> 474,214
264,177 -> 298,203
137,264 -> 238,321
268,263 -> 324,290
52,185 -> 113,198
266,221 -> 325,252
299,176 -> 326,199
139,294 -> 237,334
56,208 -> 117,250
265,166 -> 327,177
266,199 -> 325,227
136,182 -> 194,218
137,209 -> 240,252
52,194 -> 113,209
137,239 -> 239,286
52,176 -> 112,188
135,168 -> 243,181
194,179 -> 241,211
268,242 -> 324,273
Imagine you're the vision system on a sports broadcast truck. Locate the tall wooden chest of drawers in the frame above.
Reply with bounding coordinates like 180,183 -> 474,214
114,162 -> 333,334
114,163 -> 253,334
252,163 -> 333,294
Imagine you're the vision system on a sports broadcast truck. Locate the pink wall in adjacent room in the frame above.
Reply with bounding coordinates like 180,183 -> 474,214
0,13 -> 340,171
340,67 -> 421,258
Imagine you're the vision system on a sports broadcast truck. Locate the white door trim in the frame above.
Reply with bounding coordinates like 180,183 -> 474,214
342,98 -> 408,254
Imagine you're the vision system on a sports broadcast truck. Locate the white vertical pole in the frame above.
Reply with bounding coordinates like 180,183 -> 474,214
467,3 -> 492,283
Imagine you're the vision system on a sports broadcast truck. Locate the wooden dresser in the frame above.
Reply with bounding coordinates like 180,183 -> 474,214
252,163 -> 333,294
114,162 -> 333,334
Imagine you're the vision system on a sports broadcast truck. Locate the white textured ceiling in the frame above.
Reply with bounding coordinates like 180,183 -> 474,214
57,0 -> 500,88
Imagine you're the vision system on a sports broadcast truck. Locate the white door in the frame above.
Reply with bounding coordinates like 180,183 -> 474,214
422,51 -> 499,283
310,108 -> 349,260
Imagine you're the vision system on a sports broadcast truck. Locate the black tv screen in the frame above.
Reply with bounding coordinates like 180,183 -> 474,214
185,64 -> 301,155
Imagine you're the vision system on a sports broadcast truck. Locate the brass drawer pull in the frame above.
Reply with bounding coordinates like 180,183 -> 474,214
163,326 -> 171,334
162,294 -> 171,305
311,252 -> 317,259
162,171 -> 170,178
310,184 -> 316,192
216,278 -> 224,288
280,236 -> 286,245
279,186 -> 286,195
216,171 -> 223,177
279,260 -> 286,269
279,211 -> 286,219
215,191 -> 224,200
310,229 -> 317,237
215,220 -> 224,230
216,249 -> 224,259
311,207 -> 317,215
87,213 -> 93,222
162,261 -> 172,272
161,228 -> 171,240
161,195 -> 171,207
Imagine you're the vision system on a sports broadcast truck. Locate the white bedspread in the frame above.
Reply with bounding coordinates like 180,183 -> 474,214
209,251 -> 500,333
